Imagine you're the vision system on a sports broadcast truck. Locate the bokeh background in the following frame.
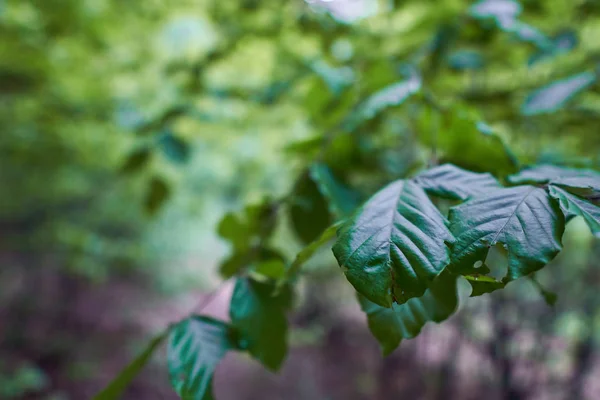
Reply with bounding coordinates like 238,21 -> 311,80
2,0 -> 600,399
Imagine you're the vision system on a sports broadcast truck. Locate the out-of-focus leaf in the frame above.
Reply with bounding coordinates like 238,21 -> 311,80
290,171 -> 332,244
94,331 -> 167,400
145,177 -> 170,215
469,0 -> 521,21
168,317 -> 235,400
449,186 -> 565,280
310,163 -> 361,218
284,222 -> 341,282
253,259 -> 286,280
230,278 -> 290,371
217,201 -> 276,251
464,274 -> 505,297
356,73 -> 421,122
219,247 -> 284,279
497,18 -> 552,49
158,131 -> 191,164
414,164 -> 500,201
448,50 -> 484,71
529,276 -> 558,306
521,72 -> 597,116
549,185 -> 600,237
333,180 -> 454,307
120,147 -> 151,174
529,30 -> 578,65
358,270 -> 458,355
508,164 -> 600,185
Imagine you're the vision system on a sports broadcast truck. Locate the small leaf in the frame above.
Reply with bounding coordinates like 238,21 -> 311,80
521,72 -> 596,116
219,248 -> 284,279
310,163 -> 361,218
168,316 -> 234,400
253,259 -> 286,280
449,186 -> 565,280
414,164 -> 500,201
158,131 -> 191,164
120,147 -> 151,174
508,164 -> 600,185
333,180 -> 454,307
357,74 -> 421,122
290,172 -> 332,244
358,270 -> 458,355
464,274 -> 505,297
549,185 -> 600,237
94,331 -> 167,399
284,222 -> 341,282
230,278 -> 290,371
145,177 -> 170,215
218,202 -> 276,251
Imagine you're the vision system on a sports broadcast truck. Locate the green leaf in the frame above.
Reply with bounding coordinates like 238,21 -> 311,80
333,180 -> 454,307
358,270 -> 458,355
521,72 -> 596,116
120,147 -> 151,174
230,278 -> 290,371
449,186 -> 565,280
464,274 -> 505,297
158,131 -> 191,164
145,177 -> 170,215
414,164 -> 500,201
549,185 -> 600,237
217,202 -> 276,251
253,259 -> 286,280
284,222 -> 341,282
356,74 -> 421,122
94,331 -> 167,400
310,163 -> 361,218
290,171 -> 332,244
508,164 -> 600,185
218,247 -> 284,279
168,316 -> 234,400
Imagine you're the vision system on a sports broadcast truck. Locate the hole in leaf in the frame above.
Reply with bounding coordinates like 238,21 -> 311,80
473,260 -> 483,269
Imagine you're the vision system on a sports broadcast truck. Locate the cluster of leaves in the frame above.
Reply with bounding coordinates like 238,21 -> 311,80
94,0 -> 600,398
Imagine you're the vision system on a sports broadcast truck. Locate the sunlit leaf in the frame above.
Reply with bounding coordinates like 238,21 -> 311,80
356,74 -> 421,122
168,317 -> 235,400
469,0 -> 521,21
521,72 -> 597,116
358,270 -> 458,355
333,180 -> 454,307
449,186 -> 565,280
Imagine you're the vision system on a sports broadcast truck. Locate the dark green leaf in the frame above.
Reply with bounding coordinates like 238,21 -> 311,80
464,274 -> 505,297
521,72 -> 596,116
145,177 -> 170,215
508,164 -> 600,185
219,247 -> 284,279
449,186 -> 565,280
230,278 -> 290,371
158,131 -> 191,164
120,147 -> 151,174
168,316 -> 234,400
94,331 -> 167,400
414,164 -> 500,201
333,180 -> 454,307
310,163 -> 361,218
358,270 -> 458,355
290,172 -> 332,244
549,185 -> 600,237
